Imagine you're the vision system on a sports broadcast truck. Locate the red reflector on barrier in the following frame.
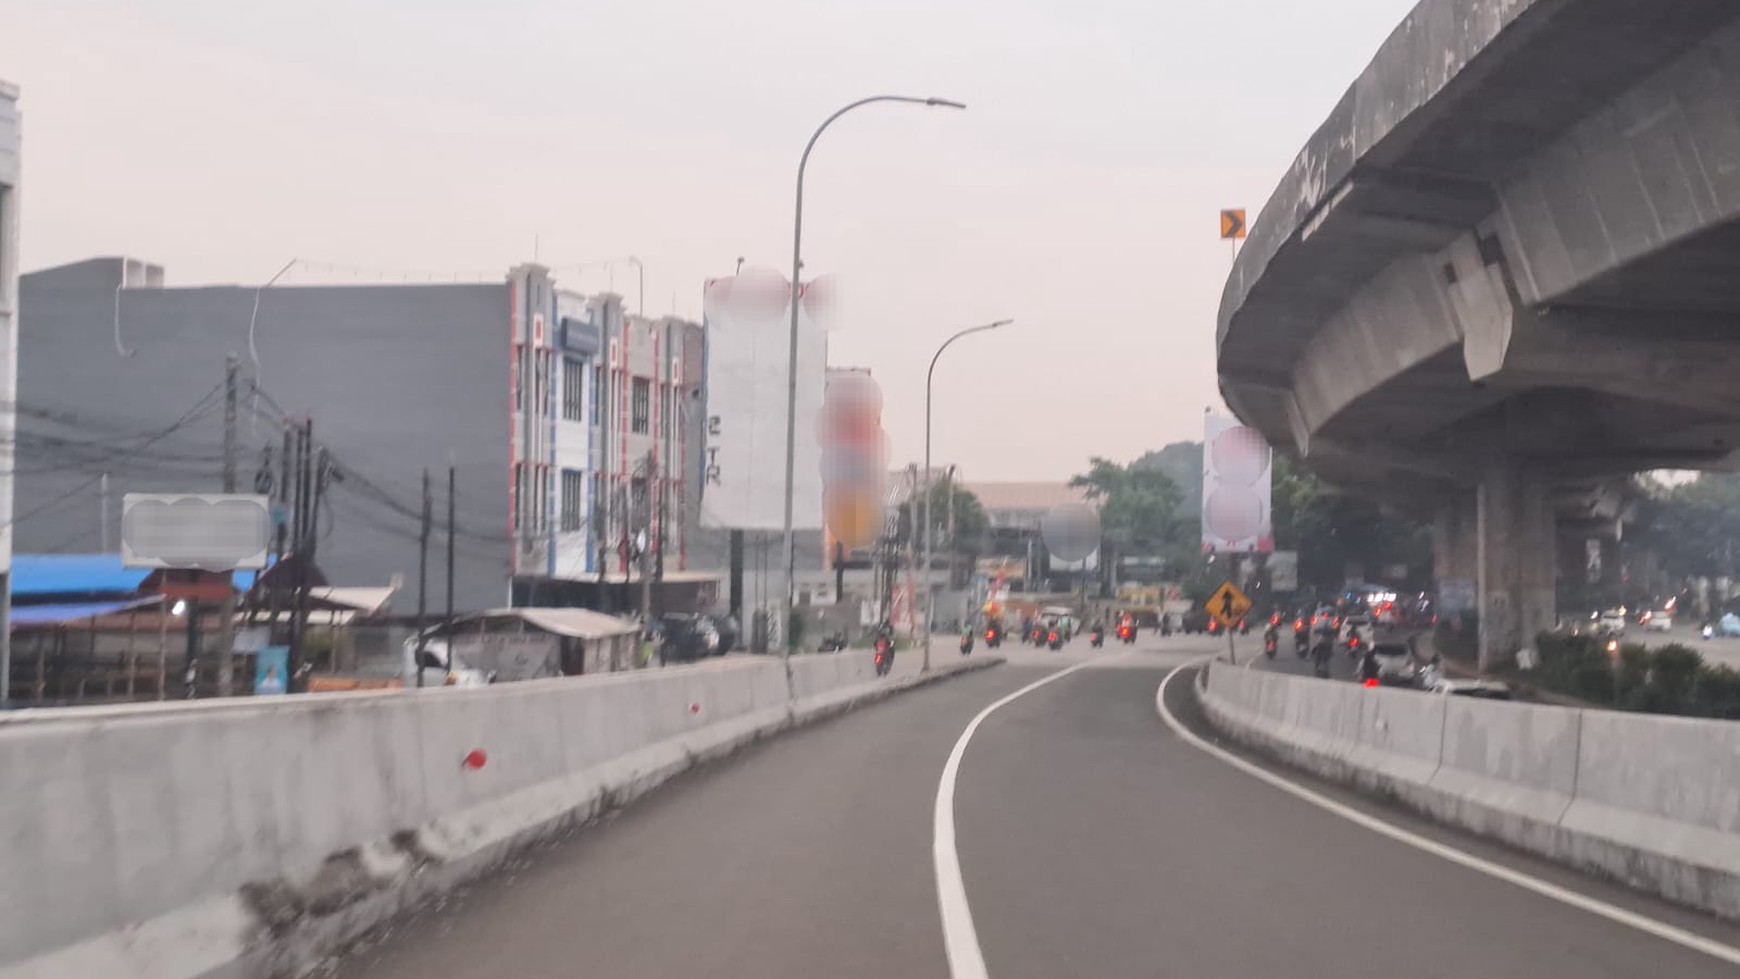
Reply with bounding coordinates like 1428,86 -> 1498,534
462,749 -> 488,771
1364,679 -> 1380,688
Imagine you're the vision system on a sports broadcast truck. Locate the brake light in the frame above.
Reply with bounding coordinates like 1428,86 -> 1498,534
1364,679 -> 1380,688
986,630 -> 995,641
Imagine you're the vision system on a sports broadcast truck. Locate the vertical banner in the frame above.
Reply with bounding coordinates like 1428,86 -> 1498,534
700,268 -> 830,530
254,645 -> 289,696
1202,414 -> 1273,553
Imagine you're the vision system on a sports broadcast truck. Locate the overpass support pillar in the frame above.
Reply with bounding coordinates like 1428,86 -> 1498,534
1476,463 -> 1556,673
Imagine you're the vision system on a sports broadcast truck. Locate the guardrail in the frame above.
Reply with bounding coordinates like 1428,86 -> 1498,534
0,651 -> 999,979
1198,662 -> 1740,921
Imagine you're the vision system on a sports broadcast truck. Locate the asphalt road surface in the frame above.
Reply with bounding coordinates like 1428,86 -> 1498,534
328,633 -> 1740,978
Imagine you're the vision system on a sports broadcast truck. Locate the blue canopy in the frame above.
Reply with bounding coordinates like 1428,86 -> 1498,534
12,554 -> 263,599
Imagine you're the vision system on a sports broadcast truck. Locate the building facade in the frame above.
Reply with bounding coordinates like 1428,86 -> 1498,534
15,257 -> 699,612
0,82 -> 19,634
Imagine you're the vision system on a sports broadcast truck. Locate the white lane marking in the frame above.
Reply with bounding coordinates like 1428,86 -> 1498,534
1154,659 -> 1740,968
934,661 -> 1096,979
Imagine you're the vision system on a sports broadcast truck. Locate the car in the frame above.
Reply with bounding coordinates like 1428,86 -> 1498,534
1366,641 -> 1417,685
659,614 -> 721,662
1640,610 -> 1673,633
1593,608 -> 1627,636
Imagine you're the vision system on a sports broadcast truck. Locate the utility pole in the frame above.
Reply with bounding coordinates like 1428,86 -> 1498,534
287,421 -> 314,684
640,451 -> 656,629
276,423 -> 293,561
217,354 -> 239,696
415,468 -> 431,687
99,473 -> 111,552
446,465 -> 457,631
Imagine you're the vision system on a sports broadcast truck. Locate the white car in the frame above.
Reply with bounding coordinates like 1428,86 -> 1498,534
1640,610 -> 1673,633
1593,608 -> 1627,636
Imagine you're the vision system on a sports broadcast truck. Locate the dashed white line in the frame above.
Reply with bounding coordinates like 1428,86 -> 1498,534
1154,658 -> 1740,968
933,661 -> 1094,979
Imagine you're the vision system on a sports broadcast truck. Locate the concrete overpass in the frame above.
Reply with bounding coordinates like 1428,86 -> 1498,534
1218,0 -> 1740,666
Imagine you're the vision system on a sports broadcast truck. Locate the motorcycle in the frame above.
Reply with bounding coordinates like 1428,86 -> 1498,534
1263,626 -> 1279,659
1048,629 -> 1064,651
959,633 -> 974,656
1312,639 -> 1333,678
1293,618 -> 1310,658
874,634 -> 894,676
1118,623 -> 1136,644
1090,627 -> 1105,648
817,632 -> 848,653
1346,631 -> 1363,659
1238,619 -> 1250,636
984,625 -> 1002,649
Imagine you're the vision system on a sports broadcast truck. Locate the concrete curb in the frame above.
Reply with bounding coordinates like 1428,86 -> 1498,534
4,656 -> 1004,979
1193,661 -> 1740,923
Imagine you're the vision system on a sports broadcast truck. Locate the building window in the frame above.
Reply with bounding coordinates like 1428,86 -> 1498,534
562,356 -> 585,421
631,378 -> 650,434
561,469 -> 584,532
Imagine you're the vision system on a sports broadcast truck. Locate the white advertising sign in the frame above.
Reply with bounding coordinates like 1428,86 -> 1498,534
700,269 -> 828,531
1202,414 -> 1273,554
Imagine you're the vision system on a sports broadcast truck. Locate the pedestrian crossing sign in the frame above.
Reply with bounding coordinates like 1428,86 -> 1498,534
1207,581 -> 1252,630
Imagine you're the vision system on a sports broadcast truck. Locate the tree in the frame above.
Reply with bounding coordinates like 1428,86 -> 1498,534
1070,457 -> 1184,552
897,478 -> 989,585
1269,455 -> 1431,593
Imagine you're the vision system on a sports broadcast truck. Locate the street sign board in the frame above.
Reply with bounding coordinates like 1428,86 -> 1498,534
1220,209 -> 1247,240
1206,580 -> 1253,630
122,493 -> 271,570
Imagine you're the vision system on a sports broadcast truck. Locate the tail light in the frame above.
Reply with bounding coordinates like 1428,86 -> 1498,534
985,630 -> 995,641
1350,636 -> 1361,649
1363,679 -> 1380,688
1048,631 -> 1059,642
1295,619 -> 1305,630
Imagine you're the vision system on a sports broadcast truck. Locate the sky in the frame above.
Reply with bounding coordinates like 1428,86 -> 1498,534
0,0 -> 1419,482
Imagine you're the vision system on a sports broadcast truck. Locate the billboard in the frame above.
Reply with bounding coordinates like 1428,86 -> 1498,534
121,493 -> 272,570
700,268 -> 830,531
1202,414 -> 1273,554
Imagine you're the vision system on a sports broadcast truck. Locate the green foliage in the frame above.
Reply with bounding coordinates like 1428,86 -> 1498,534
1270,455 -> 1432,593
1632,472 -> 1740,580
896,480 -> 989,553
1531,632 -> 1730,717
1069,457 -> 1184,550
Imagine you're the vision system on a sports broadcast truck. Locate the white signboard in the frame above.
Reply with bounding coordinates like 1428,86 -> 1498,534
121,493 -> 272,570
1202,414 -> 1273,554
700,269 -> 828,531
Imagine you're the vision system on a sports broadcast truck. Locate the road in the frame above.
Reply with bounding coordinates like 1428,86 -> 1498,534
328,633 -> 1740,978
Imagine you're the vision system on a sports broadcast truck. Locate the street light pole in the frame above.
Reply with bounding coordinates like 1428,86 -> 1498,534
922,319 -> 1012,671
777,94 -> 965,680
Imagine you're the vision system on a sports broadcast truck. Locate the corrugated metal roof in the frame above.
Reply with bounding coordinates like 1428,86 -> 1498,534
10,597 -> 160,627
453,607 -> 637,640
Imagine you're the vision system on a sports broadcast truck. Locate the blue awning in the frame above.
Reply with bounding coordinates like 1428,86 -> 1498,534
9,598 -> 161,627
12,554 -> 264,598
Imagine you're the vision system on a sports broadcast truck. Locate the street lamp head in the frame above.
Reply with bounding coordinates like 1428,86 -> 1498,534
989,318 -> 1014,329
925,98 -> 968,110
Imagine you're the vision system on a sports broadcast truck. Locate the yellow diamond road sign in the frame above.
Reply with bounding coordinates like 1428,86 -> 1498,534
1207,580 -> 1253,630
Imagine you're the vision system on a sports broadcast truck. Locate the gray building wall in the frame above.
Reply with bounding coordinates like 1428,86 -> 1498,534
16,261 -> 513,610
0,82 -> 19,581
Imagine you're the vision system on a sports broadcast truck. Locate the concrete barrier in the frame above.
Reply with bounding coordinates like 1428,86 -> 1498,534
1197,661 -> 1740,921
0,651 -> 1000,979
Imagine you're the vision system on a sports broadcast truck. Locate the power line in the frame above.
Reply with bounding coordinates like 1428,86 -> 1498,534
1,383 -> 226,532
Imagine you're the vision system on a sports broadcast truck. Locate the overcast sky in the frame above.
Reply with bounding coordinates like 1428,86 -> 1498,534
1,0 -> 1417,482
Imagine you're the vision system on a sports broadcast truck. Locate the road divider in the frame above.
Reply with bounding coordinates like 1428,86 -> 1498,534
0,652 -> 1003,979
1192,660 -> 1740,927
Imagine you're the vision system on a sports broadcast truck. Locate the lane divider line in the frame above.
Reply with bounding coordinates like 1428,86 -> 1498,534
934,661 -> 1096,979
1154,659 -> 1740,968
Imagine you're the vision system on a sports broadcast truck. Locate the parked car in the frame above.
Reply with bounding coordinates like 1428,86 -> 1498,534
659,614 -> 721,662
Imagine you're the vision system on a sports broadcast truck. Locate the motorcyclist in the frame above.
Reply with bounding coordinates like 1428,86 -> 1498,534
1311,624 -> 1336,678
